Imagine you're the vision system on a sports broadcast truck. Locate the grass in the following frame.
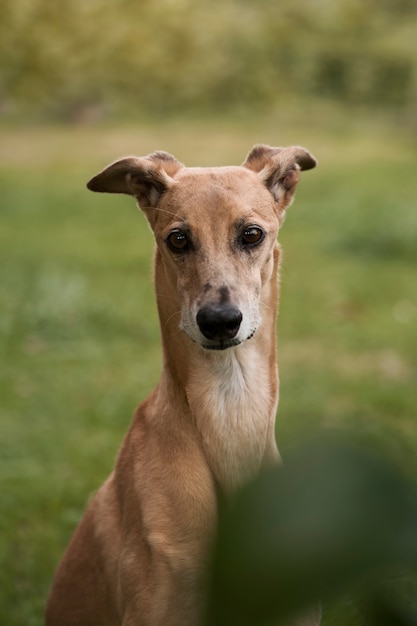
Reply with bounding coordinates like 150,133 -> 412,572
0,116 -> 416,625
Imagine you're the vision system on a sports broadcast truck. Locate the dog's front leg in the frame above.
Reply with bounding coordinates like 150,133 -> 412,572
116,434 -> 216,626
119,536 -> 208,626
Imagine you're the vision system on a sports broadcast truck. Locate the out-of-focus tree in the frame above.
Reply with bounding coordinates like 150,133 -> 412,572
0,0 -> 416,121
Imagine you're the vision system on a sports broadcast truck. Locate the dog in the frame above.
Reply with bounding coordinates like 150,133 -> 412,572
45,144 -> 318,626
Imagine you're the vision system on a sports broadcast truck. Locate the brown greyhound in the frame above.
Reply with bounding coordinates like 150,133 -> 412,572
45,144 -> 318,626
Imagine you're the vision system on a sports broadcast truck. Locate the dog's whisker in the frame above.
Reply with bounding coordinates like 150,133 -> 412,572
154,291 -> 179,303
163,310 -> 182,332
260,301 -> 274,314
141,205 -> 184,221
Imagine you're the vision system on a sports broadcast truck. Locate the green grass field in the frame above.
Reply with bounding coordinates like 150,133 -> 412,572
1,118 -> 416,625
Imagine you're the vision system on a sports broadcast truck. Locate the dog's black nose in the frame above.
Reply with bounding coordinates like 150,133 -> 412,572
196,304 -> 242,341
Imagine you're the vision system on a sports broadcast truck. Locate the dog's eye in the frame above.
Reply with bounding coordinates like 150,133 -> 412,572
167,229 -> 189,252
241,226 -> 264,247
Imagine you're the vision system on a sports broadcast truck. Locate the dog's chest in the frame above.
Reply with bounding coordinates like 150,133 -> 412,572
187,346 -> 275,492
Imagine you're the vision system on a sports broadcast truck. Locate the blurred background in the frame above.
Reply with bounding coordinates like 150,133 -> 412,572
1,1 -> 416,624
1,0 -> 417,124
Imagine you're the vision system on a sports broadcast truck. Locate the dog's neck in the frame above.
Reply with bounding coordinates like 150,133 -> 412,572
154,250 -> 281,494
187,338 -> 279,493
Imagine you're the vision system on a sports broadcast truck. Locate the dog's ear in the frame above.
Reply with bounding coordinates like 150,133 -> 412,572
243,144 -> 317,223
87,151 -> 184,210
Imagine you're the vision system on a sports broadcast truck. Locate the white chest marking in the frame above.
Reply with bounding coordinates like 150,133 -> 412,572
187,343 -> 275,492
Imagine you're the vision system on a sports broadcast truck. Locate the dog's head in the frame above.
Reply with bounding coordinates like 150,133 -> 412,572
87,145 -> 316,350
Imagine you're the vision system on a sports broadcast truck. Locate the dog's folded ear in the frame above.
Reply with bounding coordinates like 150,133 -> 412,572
243,144 -> 317,222
87,151 -> 184,209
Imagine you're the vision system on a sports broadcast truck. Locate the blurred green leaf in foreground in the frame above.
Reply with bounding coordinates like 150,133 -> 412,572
207,434 -> 417,626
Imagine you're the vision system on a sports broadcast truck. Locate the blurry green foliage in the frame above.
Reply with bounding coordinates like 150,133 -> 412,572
0,0 -> 416,121
207,435 -> 417,626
